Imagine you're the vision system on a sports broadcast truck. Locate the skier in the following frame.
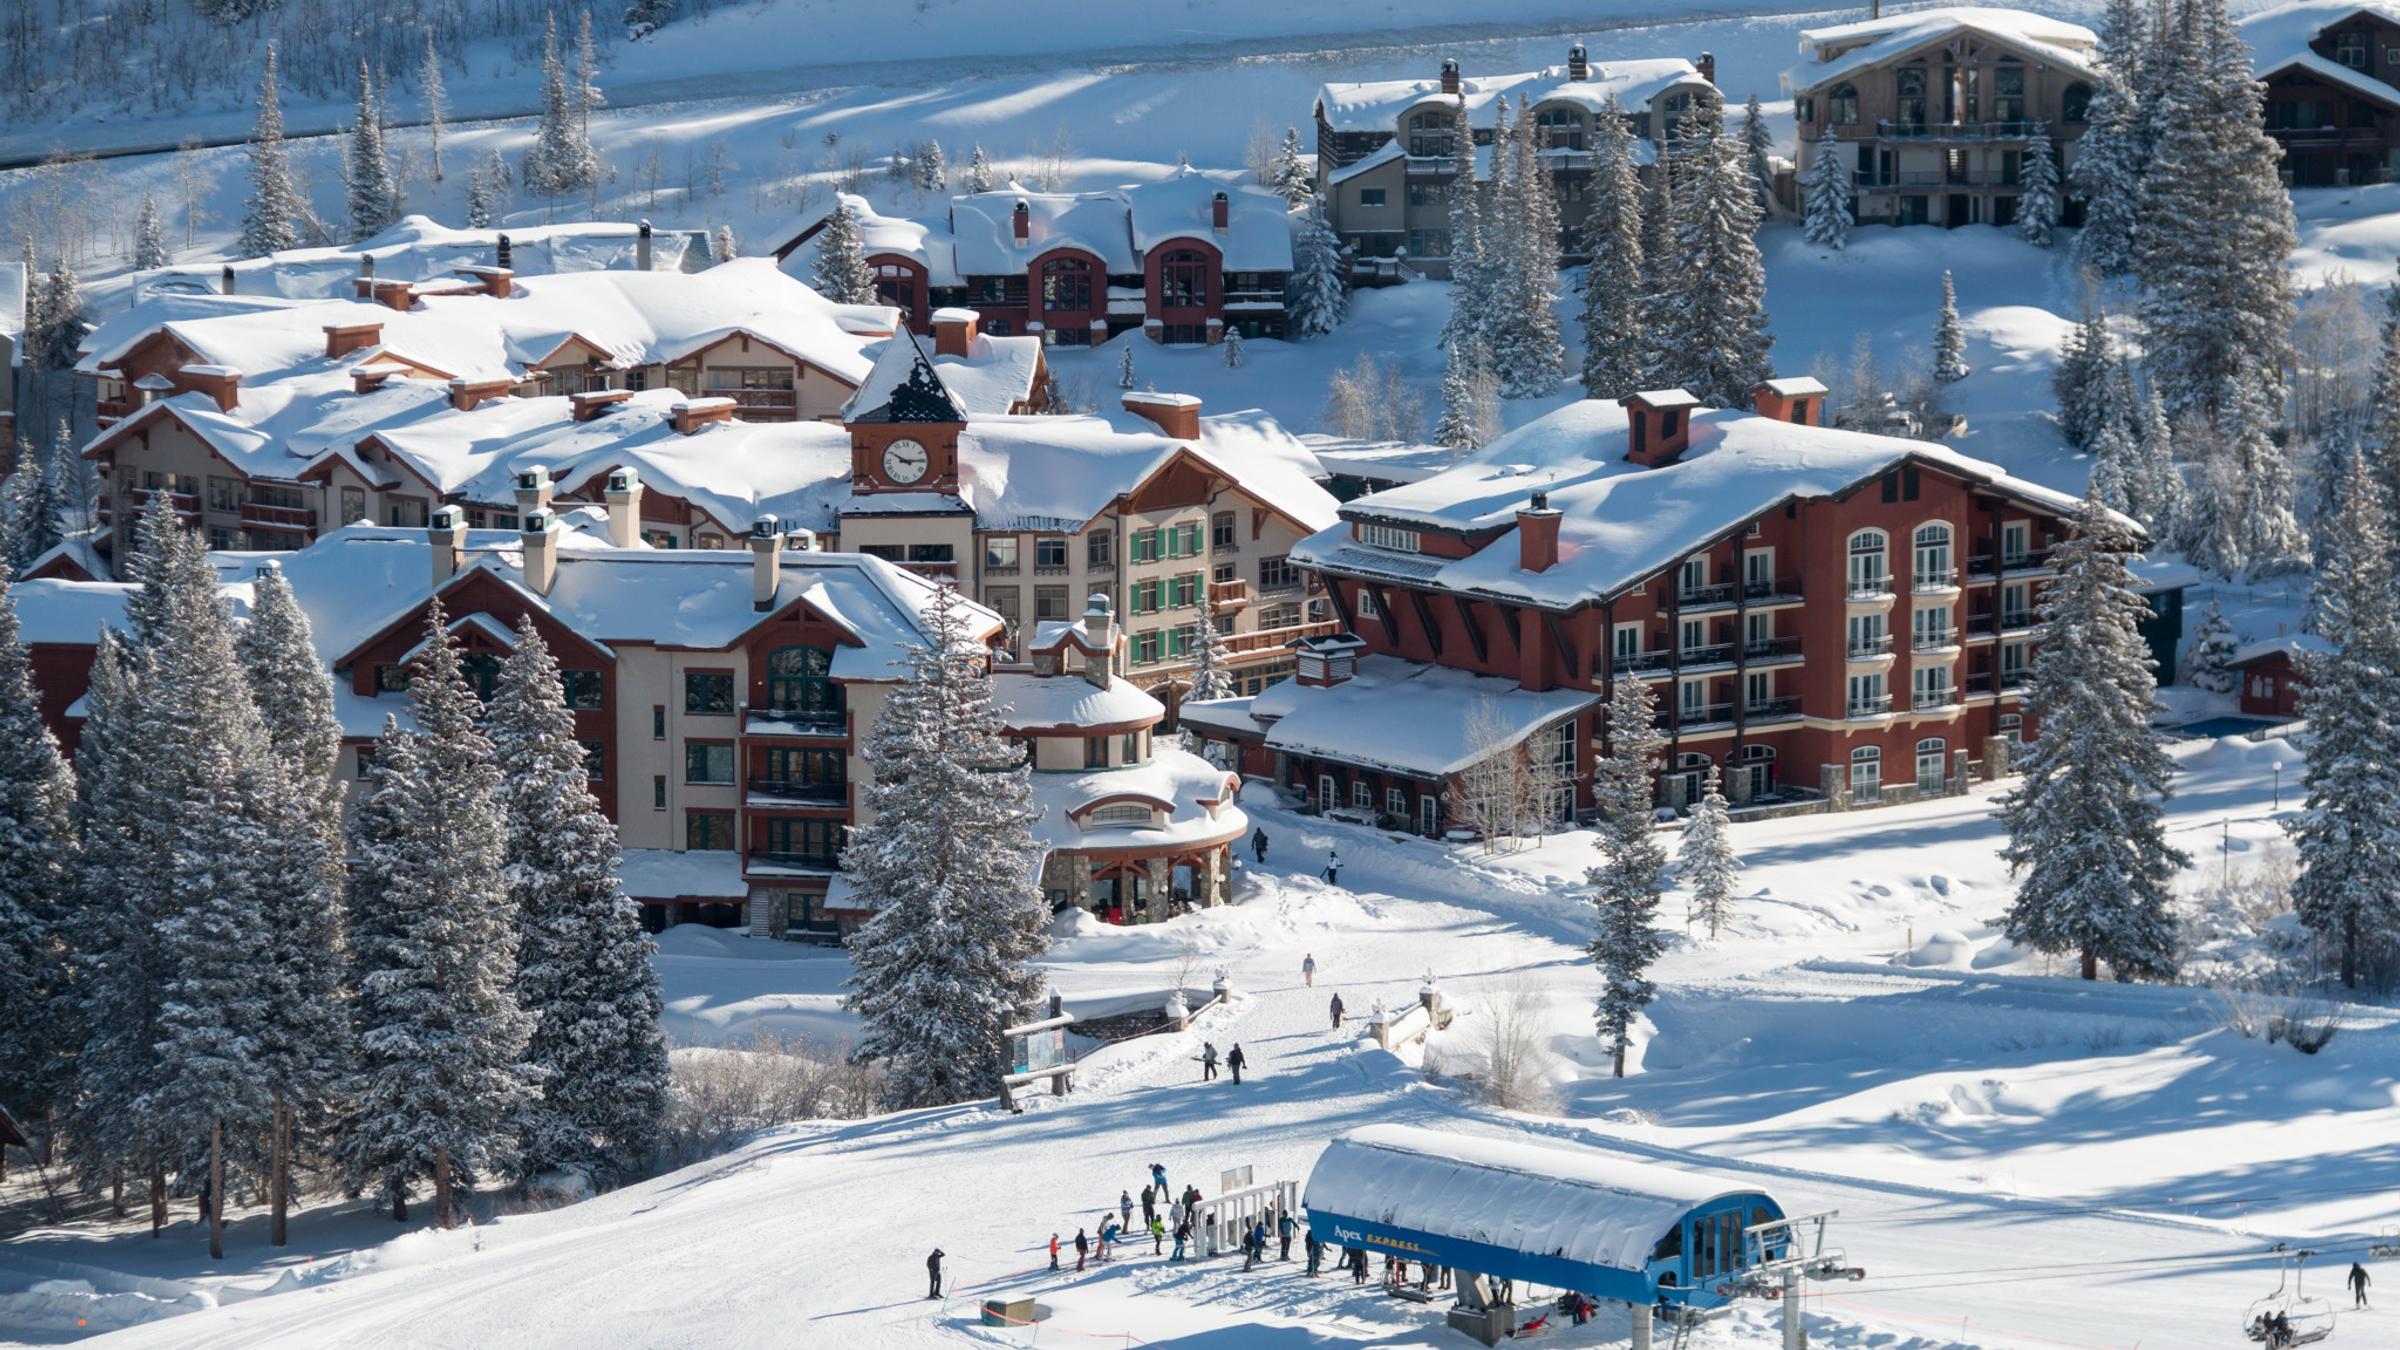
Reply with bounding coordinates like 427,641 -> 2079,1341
1201,1042 -> 1219,1081
1049,1232 -> 1060,1270
1323,849 -> 1341,885
1226,1042 -> 1248,1085
1074,1227 -> 1090,1272
926,1248 -> 944,1300
1118,1189 -> 1133,1230
1302,952 -> 1316,986
1305,1229 -> 1324,1275
1253,827 -> 1269,864
1329,992 -> 1345,1029
1278,1208 -> 1296,1260
1150,1161 -> 1168,1195
2351,1261 -> 2372,1308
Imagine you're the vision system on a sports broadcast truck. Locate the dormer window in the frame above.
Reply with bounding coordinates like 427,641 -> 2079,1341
2336,30 -> 2369,69
1088,803 -> 1152,828
1358,522 -> 1421,552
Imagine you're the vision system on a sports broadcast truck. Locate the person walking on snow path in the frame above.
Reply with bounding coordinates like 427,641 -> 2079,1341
1329,992 -> 1345,1029
1227,1042 -> 1248,1084
1253,827 -> 1269,864
1201,1042 -> 1219,1081
1302,952 -> 1315,986
1074,1227 -> 1089,1272
1278,1209 -> 1296,1260
1323,850 -> 1340,885
926,1248 -> 944,1300
2351,1262 -> 2372,1308
1049,1232 -> 1060,1270
1119,1190 -> 1133,1230
1140,1184 -> 1156,1225
1151,1161 -> 1168,1195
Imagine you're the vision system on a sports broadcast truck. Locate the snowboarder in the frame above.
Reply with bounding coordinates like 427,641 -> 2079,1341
1253,827 -> 1269,864
1226,1042 -> 1248,1084
926,1248 -> 944,1299
2351,1261 -> 2372,1308
1200,1042 -> 1219,1081
1329,992 -> 1345,1029
1074,1227 -> 1090,1272
1149,1214 -> 1165,1254
1277,1209 -> 1296,1260
1118,1189 -> 1133,1229
1150,1161 -> 1168,1194
1323,849 -> 1340,885
1302,952 -> 1315,986
1305,1230 -> 1324,1275
1049,1232 -> 1060,1270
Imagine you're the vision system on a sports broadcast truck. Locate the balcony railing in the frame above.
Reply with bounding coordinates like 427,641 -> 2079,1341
2001,610 -> 2036,631
704,388 -> 798,416
1847,633 -> 1894,658
1209,579 -> 1251,608
744,707 -> 848,737
1876,118 -> 2040,141
1657,701 -> 1734,731
748,850 -> 840,872
746,778 -> 849,805
1847,694 -> 1894,718
1744,575 -> 1804,603
1963,612 -> 1997,636
1966,554 -> 1997,578
1224,618 -> 1340,656
1913,567 -> 1959,591
241,500 -> 318,533
1913,686 -> 1959,711
1847,574 -> 1893,601
1744,696 -> 1803,722
1677,642 -> 1735,668
1617,648 -> 1674,674
1743,636 -> 1803,662
2000,668 -> 2031,690
1911,628 -> 1958,653
128,487 -> 201,518
1676,581 -> 1737,608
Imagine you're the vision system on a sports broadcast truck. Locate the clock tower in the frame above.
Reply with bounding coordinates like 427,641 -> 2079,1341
843,330 -> 967,495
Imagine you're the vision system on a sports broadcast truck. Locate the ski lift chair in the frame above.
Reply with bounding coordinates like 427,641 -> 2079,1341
2245,1246 -> 2335,1347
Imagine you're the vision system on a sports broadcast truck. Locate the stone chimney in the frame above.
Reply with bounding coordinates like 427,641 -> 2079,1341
521,507 -> 560,596
673,397 -> 736,435
429,504 -> 467,585
750,515 -> 782,612
570,388 -> 633,422
1697,51 -> 1716,85
932,307 -> 980,358
637,219 -> 654,272
1120,391 -> 1201,440
1623,388 -> 1700,468
1013,198 -> 1031,244
448,377 -> 513,412
514,465 -> 554,516
1080,593 -> 1116,689
324,321 -> 383,359
1211,192 -> 1230,234
1294,632 -> 1367,687
1752,376 -> 1829,427
1439,58 -> 1460,96
604,467 -> 644,549
174,365 -> 242,413
1518,490 -> 1563,573
1568,43 -> 1590,81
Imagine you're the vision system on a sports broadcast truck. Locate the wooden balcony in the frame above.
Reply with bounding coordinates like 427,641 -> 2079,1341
1208,578 -> 1250,611
126,488 -> 200,521
1224,618 -> 1340,656
240,500 -> 318,534
704,388 -> 798,418
745,778 -> 849,808
1875,118 -> 2040,142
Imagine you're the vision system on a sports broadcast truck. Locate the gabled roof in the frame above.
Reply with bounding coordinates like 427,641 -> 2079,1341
2232,633 -> 2333,667
843,328 -> 968,424
2243,2 -> 2400,107
1784,7 -> 2099,95
140,215 -> 706,301
941,406 -> 1339,534
1314,56 -> 1709,133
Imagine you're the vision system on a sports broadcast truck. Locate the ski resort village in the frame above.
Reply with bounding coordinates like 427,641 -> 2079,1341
13,0 -> 2400,1346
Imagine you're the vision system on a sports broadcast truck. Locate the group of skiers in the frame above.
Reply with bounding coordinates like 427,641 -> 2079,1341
1196,1040 -> 1248,1083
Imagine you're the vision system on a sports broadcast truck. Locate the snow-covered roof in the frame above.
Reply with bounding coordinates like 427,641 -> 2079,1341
2242,2 -> 2400,107
1302,435 -> 1462,486
1025,746 -> 1245,858
992,670 -> 1162,729
1306,1125 -> 1766,1277
2231,633 -> 2333,667
1218,655 -> 1594,778
843,329 -> 968,424
1784,7 -> 2099,94
1314,56 -> 1709,133
949,406 -> 1338,533
806,174 -> 1295,282
138,215 -> 706,303
1298,398 -> 2098,610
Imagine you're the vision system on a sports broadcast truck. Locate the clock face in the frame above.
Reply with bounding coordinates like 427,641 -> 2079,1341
882,438 -> 931,485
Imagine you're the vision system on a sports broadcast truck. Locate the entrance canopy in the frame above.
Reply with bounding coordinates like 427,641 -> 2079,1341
1303,1124 -> 1781,1308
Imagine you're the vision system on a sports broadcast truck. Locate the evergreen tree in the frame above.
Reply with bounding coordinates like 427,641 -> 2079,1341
2071,69 -> 2144,274
2286,458 -> 2400,986
238,43 -> 303,260
810,200 -> 875,304
132,192 -> 169,270
574,10 -> 606,189
1654,98 -> 1772,406
1739,93 -> 1775,210
1286,198 -> 1349,340
489,616 -> 667,1185
2053,301 -> 2115,449
1117,343 -> 1137,390
842,585 -> 1049,1109
2091,423 -> 2139,517
2364,268 -> 2400,513
1579,97 -> 1646,401
2016,123 -> 2061,248
339,603 -> 538,1227
1677,764 -> 1738,938
2129,385 -> 2188,542
1185,593 -> 1237,704
4,423 -> 65,572
1802,136 -> 1853,250
525,12 -> 598,202
1271,126 -> 1313,208
1434,338 -> 1498,451
711,224 -> 738,263
1439,96 -> 1490,359
1588,677 -> 1665,1077
1220,326 -> 1245,369
0,565 -> 77,1130
421,33 -> 448,184
916,139 -> 946,194
2183,599 -> 2237,692
1637,157 -> 1682,388
26,258 -> 86,371
468,149 -> 511,229
346,61 -> 399,243
2221,373 -> 2308,577
967,144 -> 993,194
1490,95 -> 1564,399
1998,487 -> 2187,980
1933,271 -> 1969,383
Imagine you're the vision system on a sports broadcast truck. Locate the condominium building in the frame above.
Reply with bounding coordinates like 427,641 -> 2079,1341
2244,0 -> 2400,187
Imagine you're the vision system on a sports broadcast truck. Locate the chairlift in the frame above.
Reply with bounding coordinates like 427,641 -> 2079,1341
2244,1245 -> 2335,1348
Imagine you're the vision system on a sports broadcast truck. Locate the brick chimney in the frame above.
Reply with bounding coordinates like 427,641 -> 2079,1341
174,364 -> 242,413
521,507 -> 561,596
1439,58 -> 1460,96
637,219 -> 654,271
1211,191 -> 1230,234
570,388 -> 633,422
1623,388 -> 1700,468
750,515 -> 782,612
448,377 -> 513,412
1013,198 -> 1031,244
453,264 -> 515,299
1080,593 -> 1116,689
369,279 -> 416,311
1567,43 -> 1590,81
1121,391 -> 1201,440
931,307 -> 980,358
352,364 -> 402,394
324,322 -> 383,358
1518,490 -> 1563,573
514,465 -> 554,516
673,397 -> 736,435
429,504 -> 467,585
1696,51 -> 1717,85
1751,376 -> 1829,427
604,467 -> 644,549
1294,632 -> 1367,687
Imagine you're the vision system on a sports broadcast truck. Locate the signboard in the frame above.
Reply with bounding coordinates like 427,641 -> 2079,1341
1010,1023 -> 1066,1076
1221,1165 -> 1253,1194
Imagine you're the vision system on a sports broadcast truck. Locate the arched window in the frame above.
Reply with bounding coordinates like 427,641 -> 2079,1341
1159,249 -> 1210,308
1406,109 -> 1454,157
873,262 -> 915,310
1848,529 -> 1888,596
2062,82 -> 2093,124
767,645 -> 838,720
1041,256 -> 1093,312
1915,737 -> 1948,793
1849,744 -> 1882,801
1087,803 -> 1152,828
1535,107 -> 1585,149
1827,82 -> 1859,125
1913,523 -> 1954,585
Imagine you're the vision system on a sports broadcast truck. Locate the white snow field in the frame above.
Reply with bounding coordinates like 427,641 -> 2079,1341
14,729 -> 2397,1349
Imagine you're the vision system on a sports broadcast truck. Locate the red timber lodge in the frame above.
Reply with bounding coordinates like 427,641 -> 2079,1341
1182,380 -> 2190,833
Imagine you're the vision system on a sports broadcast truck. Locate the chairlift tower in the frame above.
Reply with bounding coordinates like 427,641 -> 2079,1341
1728,1212 -> 1864,1350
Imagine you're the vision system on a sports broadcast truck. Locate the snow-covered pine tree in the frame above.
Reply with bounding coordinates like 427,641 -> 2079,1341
238,43 -> 303,259
466,155 -> 498,229
2091,423 -> 2139,516
1185,593 -> 1237,704
1271,126 -> 1312,208
346,61 -> 399,242
1997,486 -> 2188,981
1286,198 -> 1349,340
339,603 -> 538,1227
2072,70 -> 2143,274
2052,302 -> 2114,449
1578,97 -> 1646,401
524,13 -> 590,202
132,193 -> 168,270
4,427 -> 64,572
25,258 -> 85,371
1439,96 -> 1490,359
1933,271 -> 1970,383
1493,95 -> 1564,399
1434,337 -> 1497,450
2221,372 -> 2308,577
1588,676 -> 1665,1077
1220,326 -> 1245,369
2183,599 -> 2237,692
1117,343 -> 1137,390
810,200 -> 876,304
1677,764 -> 1738,937
2129,385 -> 2187,542
842,584 -> 1049,1109
711,225 -> 737,263
1637,155 -> 1682,389
233,560 -> 348,1246
2286,456 -> 2400,986
2363,268 -> 2400,513
2134,0 -> 2298,419
573,9 -> 606,204
2016,123 -> 2060,248
0,564 -> 78,1131
1739,92 -> 1774,210
421,33 -> 448,183
1655,97 -> 1772,406
488,616 -> 667,1186
916,139 -> 947,194
1802,135 -> 1853,250
967,144 -> 993,194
